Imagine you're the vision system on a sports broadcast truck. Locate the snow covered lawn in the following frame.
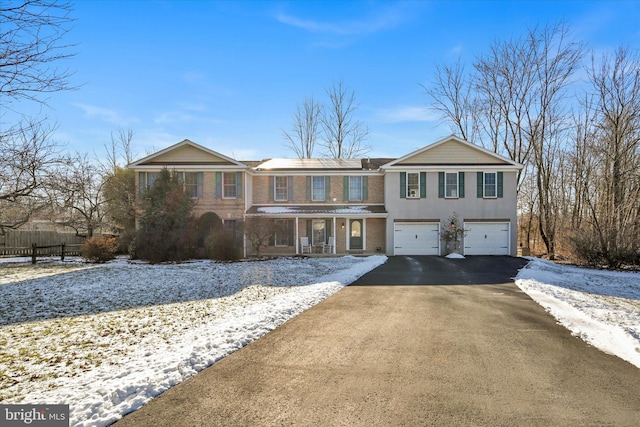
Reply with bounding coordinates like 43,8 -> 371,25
0,255 -> 386,426
516,257 -> 640,369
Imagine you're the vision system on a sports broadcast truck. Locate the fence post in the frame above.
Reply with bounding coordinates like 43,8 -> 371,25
32,243 -> 37,264
61,242 -> 65,261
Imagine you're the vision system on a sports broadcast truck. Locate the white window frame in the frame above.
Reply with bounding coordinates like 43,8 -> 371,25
445,172 -> 458,199
406,172 -> 420,199
139,171 -> 160,194
274,176 -> 288,202
483,172 -> 497,198
177,172 -> 203,198
274,219 -> 289,247
223,172 -> 237,199
311,176 -> 325,201
349,176 -> 363,201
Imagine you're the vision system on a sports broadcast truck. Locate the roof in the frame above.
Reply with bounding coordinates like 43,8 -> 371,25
382,135 -> 523,169
128,139 -> 248,168
246,205 -> 387,217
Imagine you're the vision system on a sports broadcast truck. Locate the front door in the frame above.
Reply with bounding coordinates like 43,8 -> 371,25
350,219 -> 363,250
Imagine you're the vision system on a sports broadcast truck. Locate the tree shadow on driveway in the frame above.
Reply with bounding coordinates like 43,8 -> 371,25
350,256 -> 530,286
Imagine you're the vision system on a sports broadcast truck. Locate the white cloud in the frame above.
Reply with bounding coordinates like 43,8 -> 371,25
275,6 -> 405,36
73,103 -> 134,125
374,106 -> 438,123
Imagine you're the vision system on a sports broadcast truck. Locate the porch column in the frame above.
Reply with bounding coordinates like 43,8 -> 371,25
333,216 -> 337,254
295,217 -> 299,255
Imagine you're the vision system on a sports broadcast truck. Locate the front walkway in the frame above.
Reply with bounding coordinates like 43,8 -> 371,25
114,282 -> 640,426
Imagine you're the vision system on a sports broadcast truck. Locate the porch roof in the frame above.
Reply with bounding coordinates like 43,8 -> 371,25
246,205 -> 387,217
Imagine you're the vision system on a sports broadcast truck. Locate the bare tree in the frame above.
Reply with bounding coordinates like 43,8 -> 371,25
0,120 -> 66,231
48,153 -> 107,238
0,0 -> 76,109
320,80 -> 370,159
244,217 -> 275,257
282,97 -> 321,159
424,60 -> 479,142
576,47 -> 640,266
103,128 -> 135,172
0,1 -> 76,233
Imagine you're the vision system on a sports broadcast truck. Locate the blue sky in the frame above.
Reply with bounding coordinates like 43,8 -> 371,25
6,0 -> 640,161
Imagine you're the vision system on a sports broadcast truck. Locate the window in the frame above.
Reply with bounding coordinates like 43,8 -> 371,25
407,173 -> 419,198
273,219 -> 290,247
484,172 -> 497,198
312,176 -> 325,201
177,172 -> 203,198
445,172 -> 458,198
274,176 -> 288,201
138,171 -> 160,195
223,172 -> 237,198
349,176 -> 363,201
312,219 -> 326,246
477,171 -> 502,198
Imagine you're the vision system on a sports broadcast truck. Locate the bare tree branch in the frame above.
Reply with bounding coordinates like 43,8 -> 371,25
320,79 -> 370,159
282,97 -> 321,159
0,0 -> 77,110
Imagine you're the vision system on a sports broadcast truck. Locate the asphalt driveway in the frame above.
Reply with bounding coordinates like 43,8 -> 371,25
114,256 -> 640,426
351,255 -> 529,285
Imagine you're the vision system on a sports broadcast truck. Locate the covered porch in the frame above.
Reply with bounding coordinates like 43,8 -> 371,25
244,205 -> 387,257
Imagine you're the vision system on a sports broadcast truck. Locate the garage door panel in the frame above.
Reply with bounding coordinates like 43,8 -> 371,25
464,222 -> 510,255
394,223 -> 439,255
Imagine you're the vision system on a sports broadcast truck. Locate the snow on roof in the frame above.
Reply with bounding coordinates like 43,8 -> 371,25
255,158 -> 363,170
247,205 -> 387,216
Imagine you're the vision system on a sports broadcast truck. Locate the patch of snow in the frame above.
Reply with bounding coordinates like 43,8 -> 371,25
516,257 -> 640,369
0,255 -> 387,426
445,253 -> 465,259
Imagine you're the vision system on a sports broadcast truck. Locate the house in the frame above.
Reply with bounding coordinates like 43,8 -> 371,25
129,135 -> 523,257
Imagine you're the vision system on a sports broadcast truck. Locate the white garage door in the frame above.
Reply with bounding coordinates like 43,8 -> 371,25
394,222 -> 440,255
464,222 -> 510,255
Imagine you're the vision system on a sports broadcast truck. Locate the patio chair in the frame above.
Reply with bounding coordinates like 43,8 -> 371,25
300,237 -> 312,254
322,236 -> 335,254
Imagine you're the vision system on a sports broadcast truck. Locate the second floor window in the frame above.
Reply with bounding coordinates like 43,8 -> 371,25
407,173 -> 419,198
223,172 -> 237,198
445,172 -> 458,198
483,172 -> 497,198
275,176 -> 288,201
349,176 -> 363,201
138,171 -> 160,195
312,176 -> 325,201
177,172 -> 203,198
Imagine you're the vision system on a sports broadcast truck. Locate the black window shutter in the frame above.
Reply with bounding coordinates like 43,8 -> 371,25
325,176 -> 331,201
236,172 -> 242,197
288,220 -> 294,246
344,176 -> 349,201
477,172 -> 483,198
363,176 -> 368,200
268,220 -> 275,246
269,177 -> 274,201
497,172 -> 503,198
325,219 -> 331,243
287,176 -> 294,200
438,172 -> 445,198
458,172 -> 465,198
420,172 -> 426,198
400,172 -> 406,199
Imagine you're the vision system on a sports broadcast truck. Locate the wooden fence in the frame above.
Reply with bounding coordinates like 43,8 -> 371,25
0,230 -> 86,258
